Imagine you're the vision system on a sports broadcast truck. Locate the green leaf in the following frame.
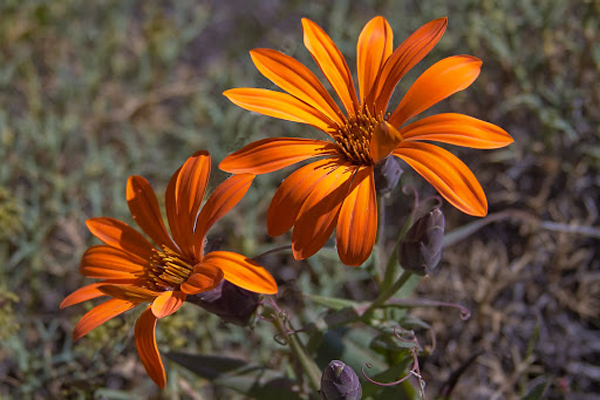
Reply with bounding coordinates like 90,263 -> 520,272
521,379 -> 550,400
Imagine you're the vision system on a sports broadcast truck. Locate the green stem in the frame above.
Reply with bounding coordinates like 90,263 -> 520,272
364,270 -> 412,315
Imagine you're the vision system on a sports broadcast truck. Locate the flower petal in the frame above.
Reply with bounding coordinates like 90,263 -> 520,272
357,16 -> 393,104
292,164 -> 356,260
80,245 -> 146,279
203,251 -> 278,295
61,282 -> 108,308
180,264 -> 224,295
86,217 -> 155,261
135,307 -> 166,389
371,17 -> 447,111
393,142 -> 487,216
97,283 -> 159,303
389,55 -> 482,127
224,88 -> 337,133
370,121 -> 403,163
193,174 -> 254,257
151,290 -> 186,319
302,18 -> 359,117
127,176 -> 178,251
219,137 -> 338,175
267,157 -> 342,237
336,166 -> 377,266
249,48 -> 344,124
399,113 -> 514,148
72,298 -> 137,341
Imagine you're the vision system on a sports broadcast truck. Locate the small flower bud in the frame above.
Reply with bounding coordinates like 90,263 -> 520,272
398,208 -> 445,276
320,360 -> 362,400
186,280 -> 260,326
374,156 -> 403,195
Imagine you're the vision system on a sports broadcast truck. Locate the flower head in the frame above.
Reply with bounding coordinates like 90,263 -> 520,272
61,151 -> 278,388
220,17 -> 512,266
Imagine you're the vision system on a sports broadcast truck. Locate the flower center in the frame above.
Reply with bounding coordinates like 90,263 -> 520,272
332,107 -> 382,166
147,245 -> 195,291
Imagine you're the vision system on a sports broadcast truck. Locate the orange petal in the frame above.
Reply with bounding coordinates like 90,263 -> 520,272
219,137 -> 338,175
389,55 -> 482,127
97,283 -> 159,303
127,176 -> 178,251
393,142 -> 487,216
399,113 -> 514,149
371,17 -> 447,111
336,167 -> 377,266
151,290 -> 186,318
302,18 -> 359,117
267,157 -> 341,237
370,121 -> 403,163
170,151 -> 211,255
61,282 -> 108,308
292,164 -> 356,260
72,298 -> 137,341
357,16 -> 393,104
193,174 -> 254,257
80,245 -> 146,279
165,165 -> 183,252
135,307 -> 166,389
203,251 -> 278,295
224,88 -> 337,133
86,217 -> 155,261
249,48 -> 344,125
180,264 -> 224,295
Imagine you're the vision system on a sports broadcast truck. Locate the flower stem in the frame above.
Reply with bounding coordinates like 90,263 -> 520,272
364,270 -> 412,315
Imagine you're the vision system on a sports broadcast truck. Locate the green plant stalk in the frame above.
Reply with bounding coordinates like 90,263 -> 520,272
364,270 -> 413,316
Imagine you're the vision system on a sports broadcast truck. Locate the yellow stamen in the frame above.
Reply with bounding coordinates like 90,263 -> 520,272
332,106 -> 383,165
147,245 -> 195,291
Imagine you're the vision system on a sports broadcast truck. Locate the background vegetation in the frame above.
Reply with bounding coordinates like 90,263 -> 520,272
1,0 -> 598,398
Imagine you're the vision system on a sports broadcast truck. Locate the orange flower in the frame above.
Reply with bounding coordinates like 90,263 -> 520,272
220,17 -> 513,266
61,151 -> 278,389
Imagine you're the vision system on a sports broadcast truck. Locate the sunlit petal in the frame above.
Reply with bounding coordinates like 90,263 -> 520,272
135,307 -> 166,389
389,55 -> 482,127
219,137 -> 338,175
97,283 -> 159,303
357,16 -> 393,103
292,165 -> 356,260
86,217 -> 155,261
61,282 -> 108,308
370,121 -> 403,163
72,298 -> 137,341
302,18 -> 359,117
336,167 -> 377,266
151,290 -> 186,319
393,142 -> 487,216
80,245 -> 146,279
180,264 -> 224,295
203,251 -> 278,295
399,113 -> 514,148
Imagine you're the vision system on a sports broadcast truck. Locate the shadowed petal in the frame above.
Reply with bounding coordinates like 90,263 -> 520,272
80,245 -> 146,279
357,16 -> 393,103
292,165 -> 356,260
203,251 -> 278,295
371,17 -> 447,110
180,264 -> 224,295
97,283 -> 159,303
193,174 -> 254,257
393,142 -> 487,216
389,55 -> 482,127
267,157 -> 343,237
86,217 -> 155,261
225,88 -> 337,133
135,307 -> 166,389
127,176 -> 178,251
72,298 -> 137,341
219,137 -> 338,175
302,18 -> 359,117
370,121 -> 403,163
336,167 -> 377,266
151,290 -> 186,319
399,113 -> 514,148
249,49 -> 344,124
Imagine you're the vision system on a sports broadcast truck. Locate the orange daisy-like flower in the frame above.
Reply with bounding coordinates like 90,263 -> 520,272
220,17 -> 513,266
61,151 -> 278,389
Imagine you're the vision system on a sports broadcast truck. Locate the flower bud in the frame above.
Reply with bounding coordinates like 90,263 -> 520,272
398,208 -> 445,276
374,156 -> 403,195
320,360 -> 362,400
186,280 -> 260,326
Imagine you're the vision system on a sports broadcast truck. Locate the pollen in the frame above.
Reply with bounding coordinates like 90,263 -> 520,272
332,106 -> 382,165
147,245 -> 195,291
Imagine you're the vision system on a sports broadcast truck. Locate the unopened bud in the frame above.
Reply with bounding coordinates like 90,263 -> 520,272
186,280 -> 260,326
398,208 -> 445,276
374,156 -> 403,195
320,360 -> 362,400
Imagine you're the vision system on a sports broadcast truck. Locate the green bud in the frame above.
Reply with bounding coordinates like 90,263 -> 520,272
398,208 -> 445,276
320,360 -> 362,400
